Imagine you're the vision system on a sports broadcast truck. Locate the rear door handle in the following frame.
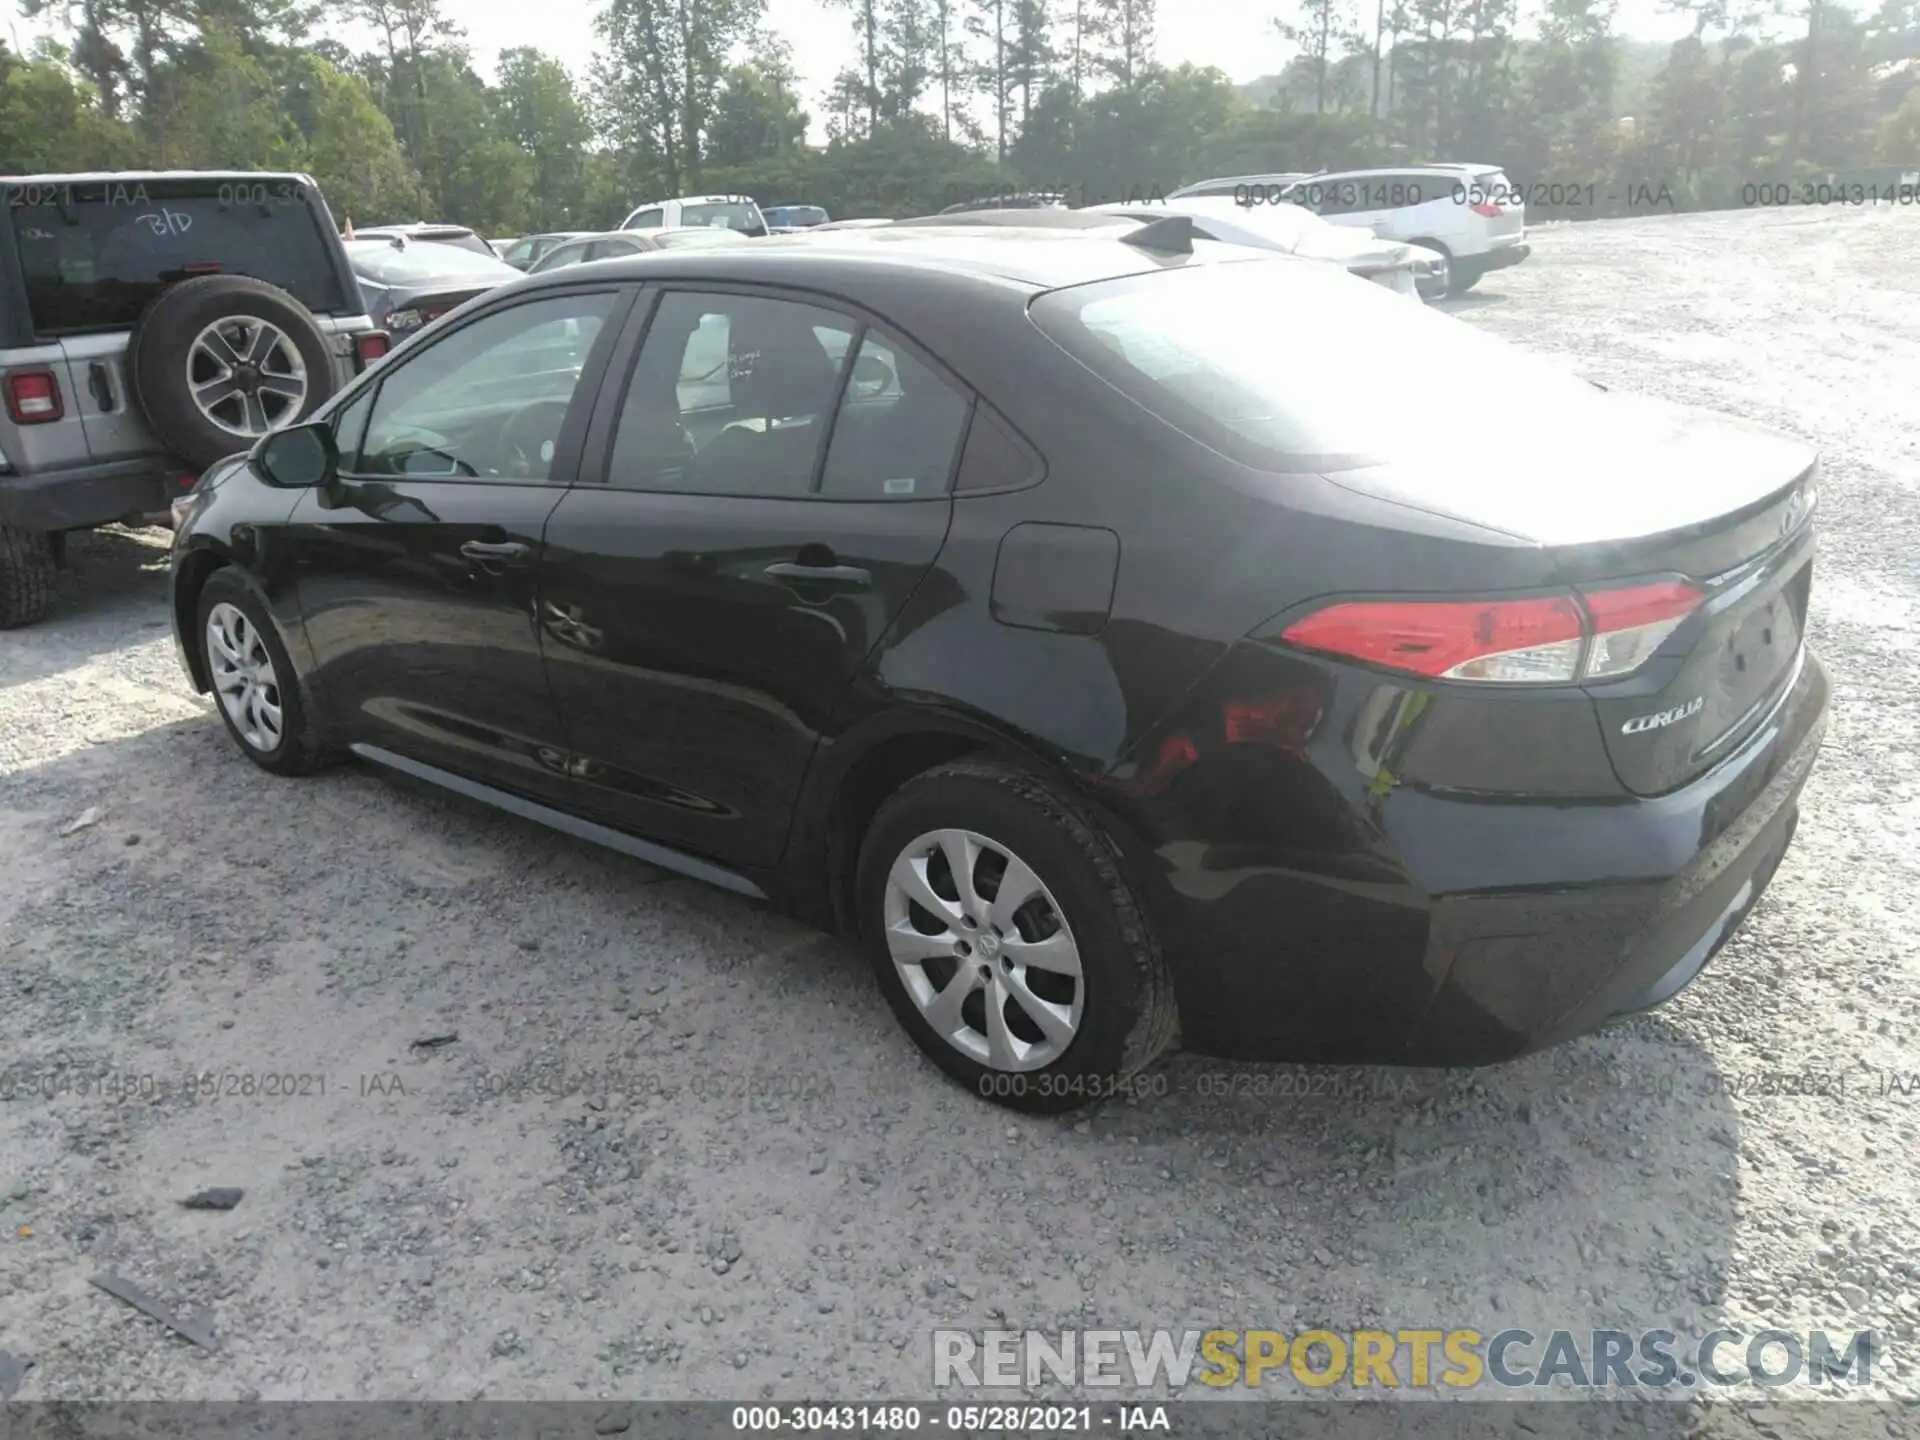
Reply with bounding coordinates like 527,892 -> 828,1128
461,539 -> 533,569
764,562 -> 871,589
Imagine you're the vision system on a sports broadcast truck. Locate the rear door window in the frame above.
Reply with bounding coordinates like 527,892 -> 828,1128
606,291 -> 854,496
7,178 -> 352,336
818,332 -> 971,499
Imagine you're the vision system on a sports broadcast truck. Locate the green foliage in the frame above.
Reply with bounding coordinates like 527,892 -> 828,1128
8,0 -> 1919,242
292,56 -> 420,225
0,44 -> 141,171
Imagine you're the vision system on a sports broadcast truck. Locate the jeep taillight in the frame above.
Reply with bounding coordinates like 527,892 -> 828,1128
354,331 -> 391,368
4,370 -> 63,424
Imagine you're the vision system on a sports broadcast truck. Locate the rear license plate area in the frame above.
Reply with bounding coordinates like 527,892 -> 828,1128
1693,559 -> 1809,757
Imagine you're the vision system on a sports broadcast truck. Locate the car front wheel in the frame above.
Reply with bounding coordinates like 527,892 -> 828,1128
196,569 -> 333,775
856,759 -> 1177,1112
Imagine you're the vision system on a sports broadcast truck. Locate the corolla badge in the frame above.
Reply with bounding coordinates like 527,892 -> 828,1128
1622,696 -> 1705,735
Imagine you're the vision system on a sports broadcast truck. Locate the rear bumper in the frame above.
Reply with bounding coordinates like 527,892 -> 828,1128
1404,653 -> 1825,1062
1470,241 -> 1531,274
0,456 -> 191,531
1111,646 -> 1829,1066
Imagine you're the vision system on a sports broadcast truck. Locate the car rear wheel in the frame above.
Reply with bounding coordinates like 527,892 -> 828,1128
196,569 -> 333,776
1413,239 -> 1471,297
855,759 -> 1177,1112
0,524 -> 56,628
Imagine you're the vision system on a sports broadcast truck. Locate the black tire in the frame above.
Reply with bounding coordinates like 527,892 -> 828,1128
855,758 -> 1178,1113
0,524 -> 56,628
129,275 -> 337,472
194,568 -> 335,776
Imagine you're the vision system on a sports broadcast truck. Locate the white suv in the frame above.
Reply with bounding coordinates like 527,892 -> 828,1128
618,194 -> 769,237
1275,164 -> 1529,295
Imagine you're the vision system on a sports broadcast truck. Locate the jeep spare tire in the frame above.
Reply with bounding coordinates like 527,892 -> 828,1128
129,275 -> 337,472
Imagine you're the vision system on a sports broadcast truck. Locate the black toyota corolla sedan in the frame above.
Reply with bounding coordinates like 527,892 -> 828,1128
169,225 -> 1828,1111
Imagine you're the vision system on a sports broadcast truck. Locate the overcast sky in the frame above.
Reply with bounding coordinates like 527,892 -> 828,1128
8,0 -> 1704,131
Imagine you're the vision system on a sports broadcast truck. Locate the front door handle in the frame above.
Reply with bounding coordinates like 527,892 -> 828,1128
461,539 -> 533,570
764,561 -> 871,589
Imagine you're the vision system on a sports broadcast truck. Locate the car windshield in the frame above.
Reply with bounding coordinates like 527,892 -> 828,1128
346,241 -> 520,285
678,201 -> 766,235
6,177 -> 352,335
1031,259 -> 1601,471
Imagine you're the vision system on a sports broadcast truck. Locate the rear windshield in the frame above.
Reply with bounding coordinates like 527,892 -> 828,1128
344,241 -> 520,285
1030,259 -> 1600,471
7,178 -> 351,335
678,201 -> 767,236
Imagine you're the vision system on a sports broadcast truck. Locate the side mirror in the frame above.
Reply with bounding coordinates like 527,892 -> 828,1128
254,421 -> 338,488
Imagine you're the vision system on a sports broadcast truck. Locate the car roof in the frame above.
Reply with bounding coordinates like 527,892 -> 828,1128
1305,163 -> 1501,179
1172,173 -> 1306,188
894,210 -> 1137,231
530,226 -> 1264,292
629,195 -> 756,208
1,169 -> 319,186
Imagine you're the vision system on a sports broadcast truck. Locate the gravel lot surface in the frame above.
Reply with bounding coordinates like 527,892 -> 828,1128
1,206 -> 1916,1426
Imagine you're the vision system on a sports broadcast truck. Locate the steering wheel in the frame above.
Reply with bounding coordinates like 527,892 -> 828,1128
497,400 -> 574,478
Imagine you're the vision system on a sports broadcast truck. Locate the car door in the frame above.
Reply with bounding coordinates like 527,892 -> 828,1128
284,283 -> 633,802
534,286 -> 973,869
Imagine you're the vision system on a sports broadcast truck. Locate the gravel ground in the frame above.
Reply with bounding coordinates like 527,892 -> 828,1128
1,206 -> 1916,1424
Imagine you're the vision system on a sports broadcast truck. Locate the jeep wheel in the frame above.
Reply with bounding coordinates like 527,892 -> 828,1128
0,524 -> 57,628
129,275 -> 337,471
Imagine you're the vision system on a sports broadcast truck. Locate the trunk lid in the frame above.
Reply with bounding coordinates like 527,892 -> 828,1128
388,283 -> 498,328
1326,392 -> 1818,796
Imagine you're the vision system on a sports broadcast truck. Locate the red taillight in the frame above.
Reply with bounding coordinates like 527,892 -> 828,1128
1279,580 -> 1704,685
1470,202 -> 1504,218
183,262 -> 224,275
354,331 -> 391,367
1282,595 -> 1586,683
1579,579 -> 1704,679
4,369 -> 63,424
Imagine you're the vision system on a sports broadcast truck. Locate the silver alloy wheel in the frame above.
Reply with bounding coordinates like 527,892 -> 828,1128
205,602 -> 284,752
188,317 -> 309,438
883,827 -> 1085,1071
